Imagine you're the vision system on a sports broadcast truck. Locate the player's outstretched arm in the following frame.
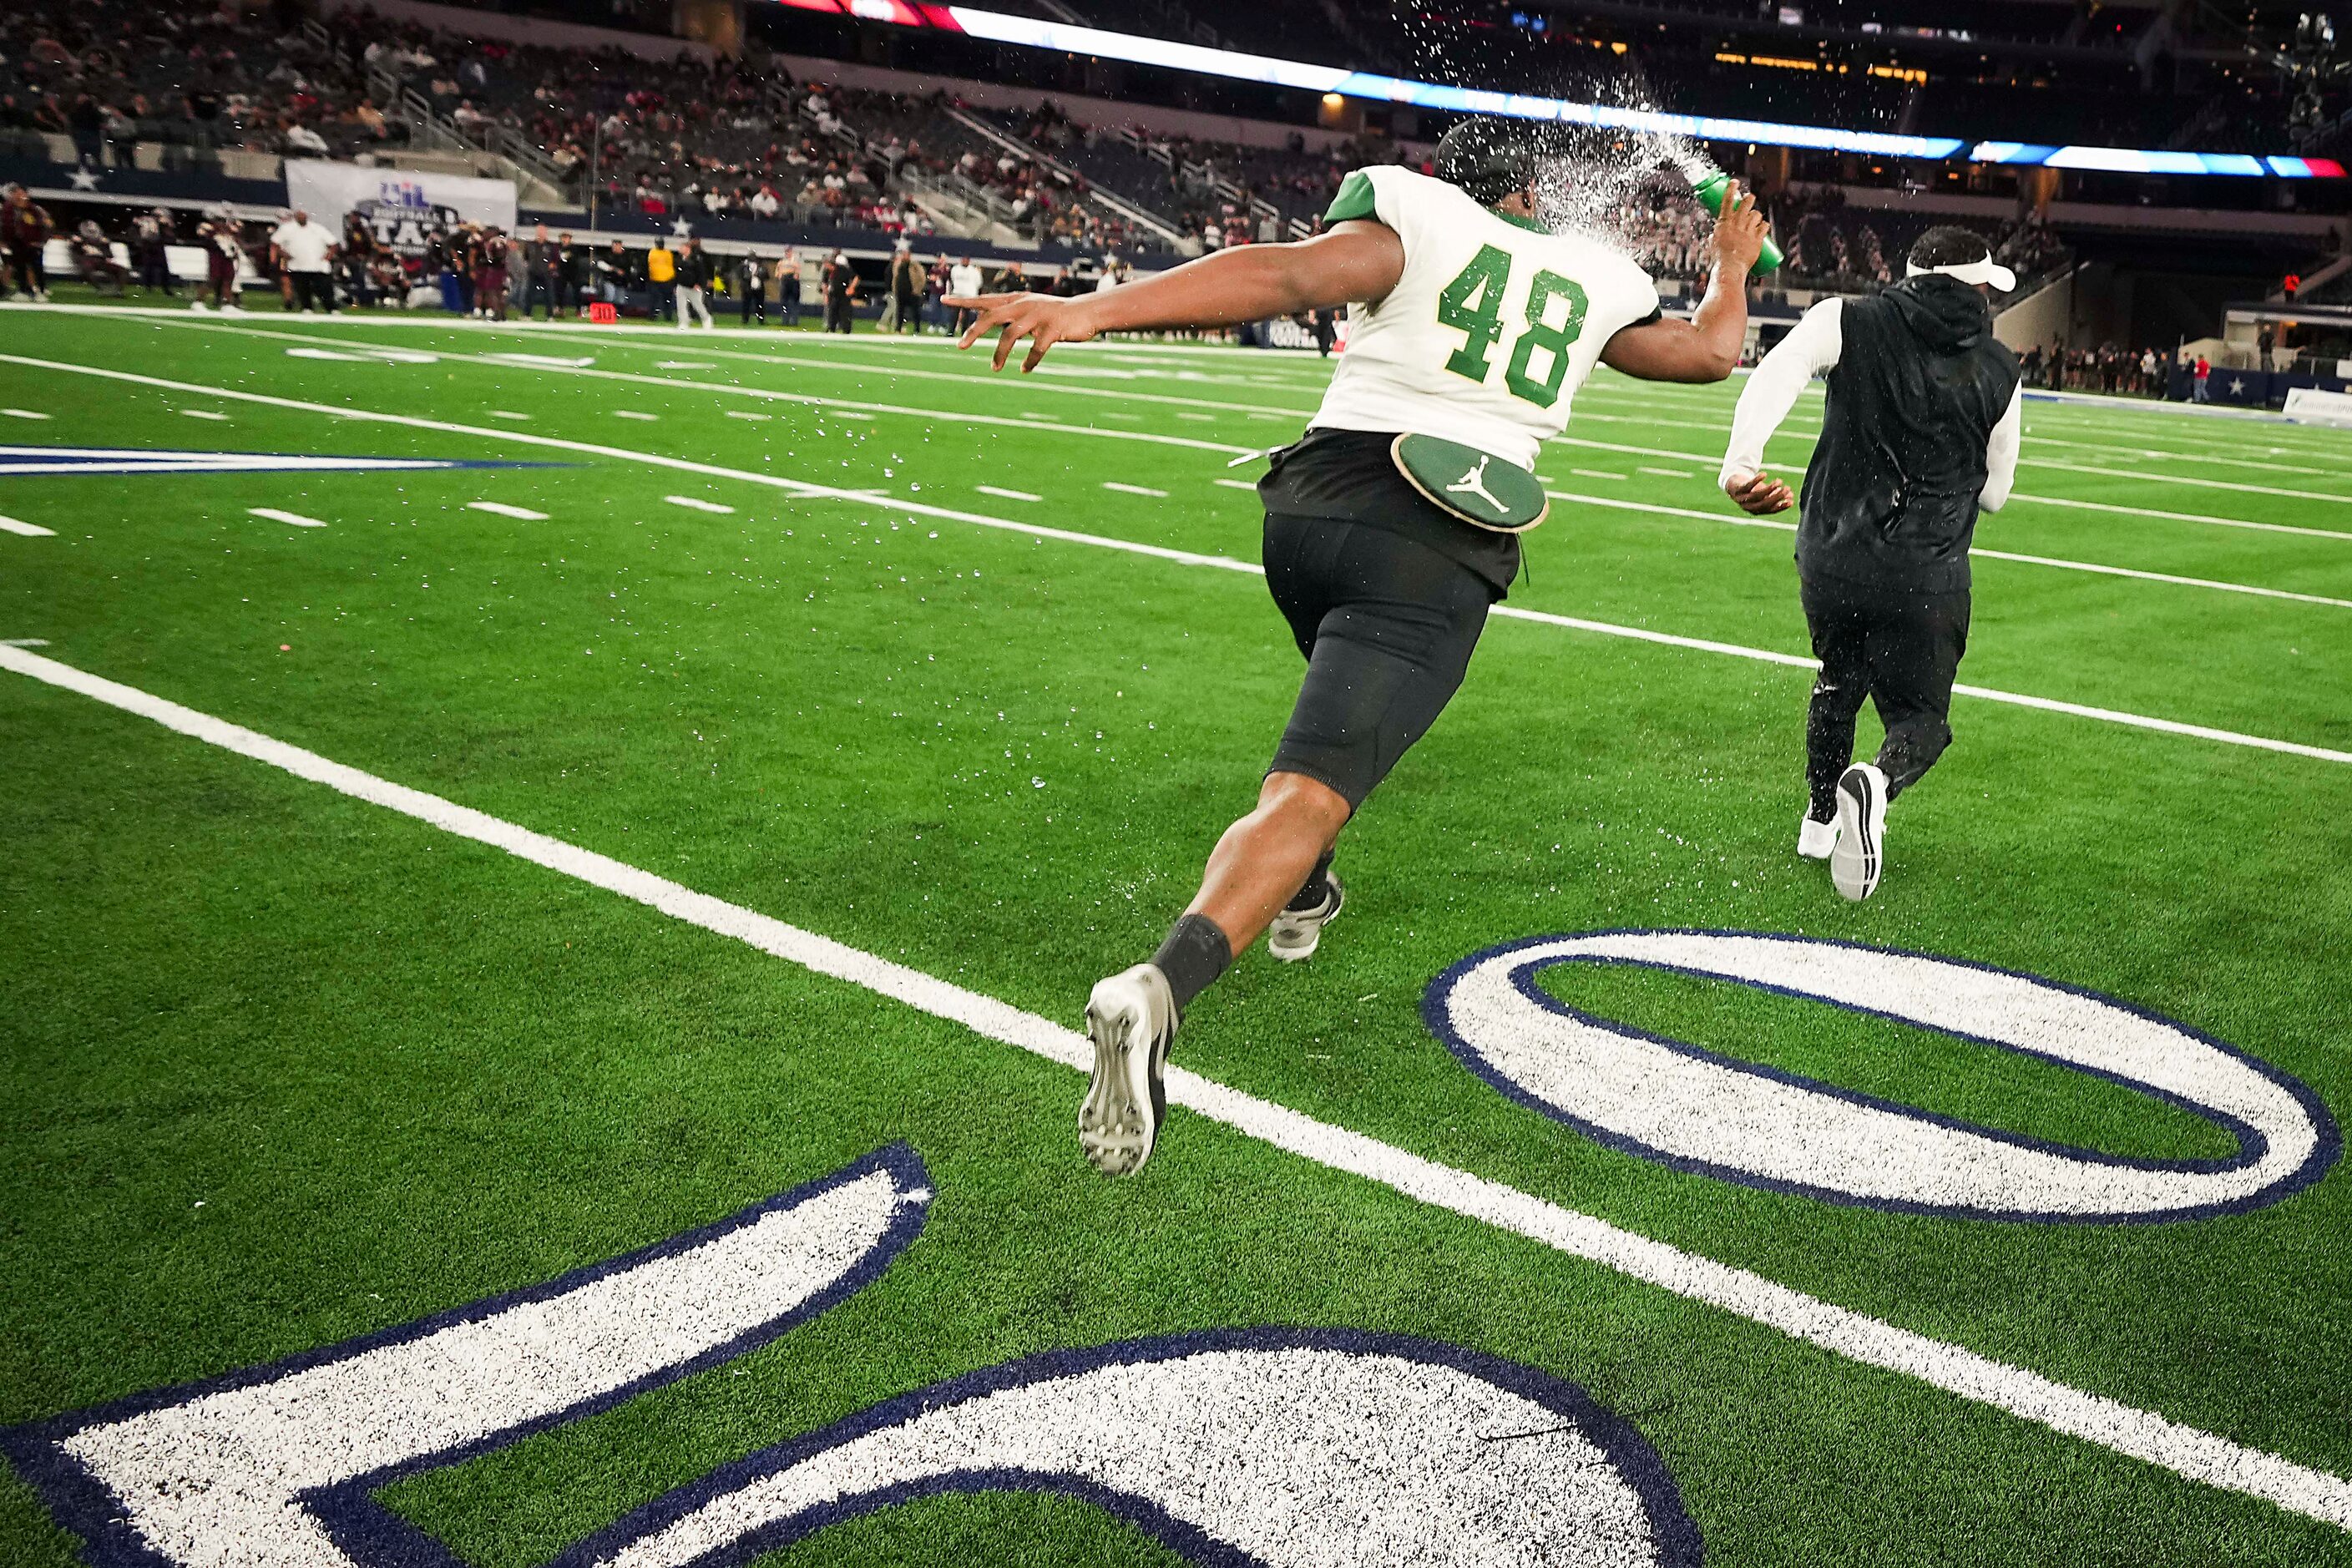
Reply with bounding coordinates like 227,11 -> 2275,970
944,221 -> 1406,372
1598,180 -> 1769,384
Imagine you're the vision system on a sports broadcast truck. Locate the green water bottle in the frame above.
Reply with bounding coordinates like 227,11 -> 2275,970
1691,170 -> 1784,276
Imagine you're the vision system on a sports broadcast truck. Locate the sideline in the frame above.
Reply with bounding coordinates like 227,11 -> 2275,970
3,635 -> 2349,1535
4,351 -> 2349,768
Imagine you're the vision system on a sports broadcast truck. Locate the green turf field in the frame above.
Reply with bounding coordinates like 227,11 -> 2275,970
3,300 -> 2349,1567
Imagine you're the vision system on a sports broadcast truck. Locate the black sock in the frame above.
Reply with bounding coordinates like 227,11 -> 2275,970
1285,851 -> 1336,913
1151,913 -> 1232,1014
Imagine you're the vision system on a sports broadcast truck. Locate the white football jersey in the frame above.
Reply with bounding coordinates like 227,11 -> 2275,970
1310,165 -> 1662,468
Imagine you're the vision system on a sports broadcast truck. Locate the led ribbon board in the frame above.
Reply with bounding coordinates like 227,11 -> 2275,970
768,1 -> 2347,178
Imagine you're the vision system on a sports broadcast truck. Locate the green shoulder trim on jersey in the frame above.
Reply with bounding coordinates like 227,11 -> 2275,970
1324,169 -> 1378,225
1490,205 -> 1551,234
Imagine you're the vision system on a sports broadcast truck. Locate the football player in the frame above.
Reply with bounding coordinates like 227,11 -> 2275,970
947,119 -> 1769,1176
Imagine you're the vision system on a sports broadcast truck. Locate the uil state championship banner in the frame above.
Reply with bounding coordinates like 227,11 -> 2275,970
283,159 -> 518,258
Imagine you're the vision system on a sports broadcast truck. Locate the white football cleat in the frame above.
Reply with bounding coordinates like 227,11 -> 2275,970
1797,814 -> 1839,861
1267,871 -> 1344,964
1830,762 -> 1887,901
1080,963 -> 1177,1176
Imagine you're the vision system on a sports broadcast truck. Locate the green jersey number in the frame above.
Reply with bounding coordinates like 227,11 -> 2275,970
1437,246 -> 1587,408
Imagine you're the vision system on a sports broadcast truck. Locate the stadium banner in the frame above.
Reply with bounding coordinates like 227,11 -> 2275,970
283,160 -> 518,257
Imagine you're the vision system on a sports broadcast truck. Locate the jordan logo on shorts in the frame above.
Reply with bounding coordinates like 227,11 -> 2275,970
1445,455 -> 1507,516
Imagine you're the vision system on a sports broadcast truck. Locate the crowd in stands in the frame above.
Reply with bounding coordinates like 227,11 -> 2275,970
1,0 -> 394,162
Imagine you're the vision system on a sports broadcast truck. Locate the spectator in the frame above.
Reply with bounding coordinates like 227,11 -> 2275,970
736,249 -> 767,326
193,203 -> 242,311
821,249 -> 857,332
775,247 -> 802,328
594,240 -> 631,310
885,240 -> 923,333
134,206 -> 177,297
271,205 -> 337,312
674,236 -> 714,329
555,232 -> 587,318
4,185 -> 54,302
948,255 -> 983,332
473,225 -> 508,321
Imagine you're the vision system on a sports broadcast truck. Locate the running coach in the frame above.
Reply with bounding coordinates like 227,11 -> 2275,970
948,119 -> 1769,1176
1717,226 -> 2023,902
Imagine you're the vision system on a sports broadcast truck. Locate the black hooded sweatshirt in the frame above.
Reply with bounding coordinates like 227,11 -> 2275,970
1797,274 -> 2020,595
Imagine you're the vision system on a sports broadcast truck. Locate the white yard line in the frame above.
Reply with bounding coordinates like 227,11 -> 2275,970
1544,492 -> 2352,609
1104,481 -> 1170,497
467,501 -> 549,520
1636,467 -> 1692,479
179,408 -> 229,421
8,352 -> 2346,768
724,410 -> 771,422
3,636 -> 2347,1535
1571,468 -> 1628,481
145,316 -> 1257,458
1214,478 -> 1259,491
1550,434 -> 2352,541
664,494 -> 736,514
976,485 -> 1042,503
2008,493 -> 2352,544
2023,433 -> 2350,478
2026,458 -> 2352,505
488,410 -> 532,422
0,407 -> 52,420
613,410 -> 660,422
247,507 -> 326,529
0,514 -> 57,537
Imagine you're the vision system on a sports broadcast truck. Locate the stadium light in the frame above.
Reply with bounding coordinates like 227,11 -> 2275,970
764,0 -> 2349,178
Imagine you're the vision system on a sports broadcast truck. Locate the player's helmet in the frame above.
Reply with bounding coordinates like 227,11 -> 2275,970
1434,119 -> 1538,206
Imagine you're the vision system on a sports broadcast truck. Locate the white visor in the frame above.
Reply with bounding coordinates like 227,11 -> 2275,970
1906,255 -> 2018,292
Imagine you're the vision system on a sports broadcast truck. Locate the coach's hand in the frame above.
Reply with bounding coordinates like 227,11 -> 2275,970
1722,471 -> 1794,514
1707,180 -> 1769,278
947,292 -> 1100,372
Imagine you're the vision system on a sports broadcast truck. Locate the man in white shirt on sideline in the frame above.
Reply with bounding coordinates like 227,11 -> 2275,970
947,256 -> 985,334
1718,225 -> 2022,903
270,207 -> 338,312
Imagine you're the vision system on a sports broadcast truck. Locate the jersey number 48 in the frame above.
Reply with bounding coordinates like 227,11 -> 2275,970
1437,243 -> 1588,409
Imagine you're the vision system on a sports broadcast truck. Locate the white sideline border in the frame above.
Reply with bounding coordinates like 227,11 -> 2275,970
4,351 -> 2348,769
2,636 -> 2347,1535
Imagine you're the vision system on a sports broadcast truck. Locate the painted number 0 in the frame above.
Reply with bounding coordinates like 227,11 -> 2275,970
1437,244 -> 1587,408
1427,931 -> 2336,1223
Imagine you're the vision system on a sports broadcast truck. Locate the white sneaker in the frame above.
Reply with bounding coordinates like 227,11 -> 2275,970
188,299 -> 210,311
1797,815 -> 1839,861
1267,871 -> 1344,963
1830,763 -> 1888,901
1080,964 -> 1177,1176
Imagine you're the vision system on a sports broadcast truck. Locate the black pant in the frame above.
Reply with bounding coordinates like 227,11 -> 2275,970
741,290 -> 765,324
289,271 -> 332,311
8,245 -> 45,295
1262,513 -> 1493,809
1801,572 -> 1970,818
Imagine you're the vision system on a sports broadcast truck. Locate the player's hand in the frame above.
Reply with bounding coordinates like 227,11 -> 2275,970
1707,180 -> 1769,276
947,292 -> 1100,372
1722,470 -> 1794,514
